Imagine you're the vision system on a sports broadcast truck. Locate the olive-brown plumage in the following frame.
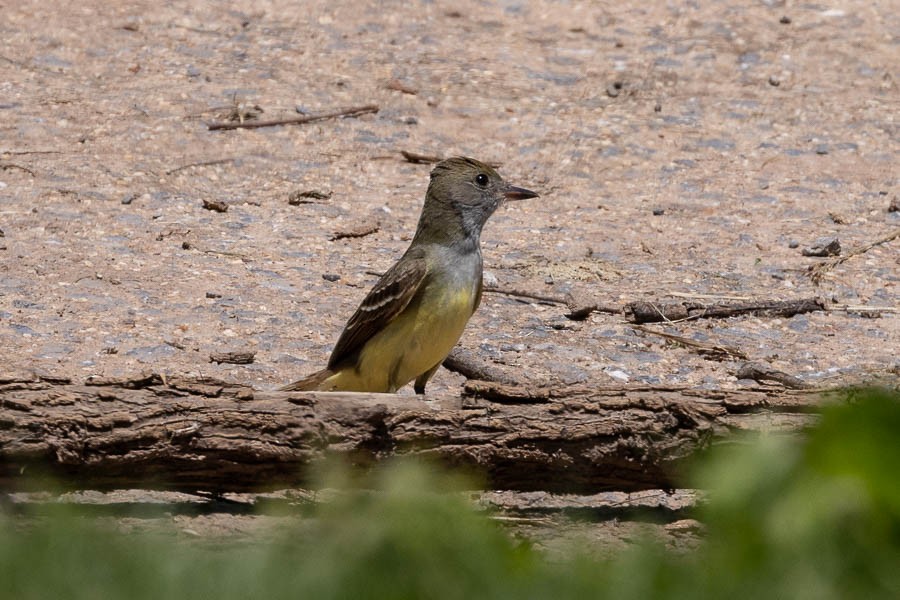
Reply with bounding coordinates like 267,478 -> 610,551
282,157 -> 538,394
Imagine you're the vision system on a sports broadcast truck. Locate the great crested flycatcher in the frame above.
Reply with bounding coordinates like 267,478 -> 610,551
282,156 -> 538,394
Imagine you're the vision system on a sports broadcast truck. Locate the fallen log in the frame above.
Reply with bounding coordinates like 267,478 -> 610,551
0,373 -> 827,495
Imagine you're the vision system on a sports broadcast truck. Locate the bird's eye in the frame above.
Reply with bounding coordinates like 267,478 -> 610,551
475,173 -> 489,187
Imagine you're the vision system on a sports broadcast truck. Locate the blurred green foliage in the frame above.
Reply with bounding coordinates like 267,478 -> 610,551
2,388 -> 898,599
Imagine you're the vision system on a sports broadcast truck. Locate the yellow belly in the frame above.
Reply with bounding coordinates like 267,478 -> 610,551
322,284 -> 475,392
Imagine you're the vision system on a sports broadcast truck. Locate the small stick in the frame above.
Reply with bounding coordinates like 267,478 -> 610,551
0,150 -> 61,156
667,292 -> 752,301
808,227 -> 900,284
0,55 -> 28,67
442,348 -> 518,385
200,249 -> 250,260
288,190 -> 332,205
828,305 -> 898,314
330,223 -> 380,241
208,104 -> 378,131
209,351 -> 256,365
624,297 -> 826,324
401,150 -> 443,164
735,362 -> 810,389
0,163 -> 35,176
386,80 -> 418,95
167,158 -> 235,175
564,295 -> 623,319
483,287 -> 621,318
632,325 -> 748,361
483,286 -> 567,306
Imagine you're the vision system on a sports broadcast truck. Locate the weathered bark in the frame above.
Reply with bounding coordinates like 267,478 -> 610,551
0,373 -> 827,495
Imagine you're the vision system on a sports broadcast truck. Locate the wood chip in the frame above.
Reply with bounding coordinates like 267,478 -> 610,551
330,223 -> 379,241
202,199 -> 228,213
209,351 -> 256,365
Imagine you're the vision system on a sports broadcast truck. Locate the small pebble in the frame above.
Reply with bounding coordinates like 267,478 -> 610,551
606,81 -> 623,98
779,16 -> 792,24
788,240 -> 799,249
801,236 -> 841,257
322,273 -> 341,282
606,369 -> 630,383
652,208 -> 665,216
815,144 -> 829,155
768,75 -> 780,87
206,291 -> 222,299
483,270 -> 499,288
888,196 -> 899,213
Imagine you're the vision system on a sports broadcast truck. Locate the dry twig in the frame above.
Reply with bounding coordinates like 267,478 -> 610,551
667,292 -> 752,301
209,351 -> 256,365
442,347 -> 518,385
633,325 -> 748,361
483,286 -> 567,306
624,297 -> 825,324
288,190 -> 332,204
207,104 -> 378,131
167,158 -> 236,175
0,163 -> 35,176
330,223 -> 380,241
401,150 -> 443,164
386,80 -> 418,95
807,227 -> 900,284
735,362 -> 810,389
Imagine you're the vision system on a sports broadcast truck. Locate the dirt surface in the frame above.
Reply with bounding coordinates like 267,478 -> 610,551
1,0 -> 898,548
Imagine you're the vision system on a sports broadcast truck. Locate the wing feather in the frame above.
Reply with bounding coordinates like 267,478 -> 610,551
326,247 -> 428,370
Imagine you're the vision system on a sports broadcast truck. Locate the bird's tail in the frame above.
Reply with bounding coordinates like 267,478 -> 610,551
280,369 -> 335,391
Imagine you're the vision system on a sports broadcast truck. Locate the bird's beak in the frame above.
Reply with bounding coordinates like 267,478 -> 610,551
504,185 -> 539,201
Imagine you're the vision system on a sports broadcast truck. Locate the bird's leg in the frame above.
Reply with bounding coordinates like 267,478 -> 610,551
413,363 -> 441,394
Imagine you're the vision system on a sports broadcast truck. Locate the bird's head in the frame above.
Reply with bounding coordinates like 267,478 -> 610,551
419,156 -> 538,247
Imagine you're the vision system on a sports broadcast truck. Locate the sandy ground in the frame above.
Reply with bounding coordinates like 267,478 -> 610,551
1,0 -> 898,546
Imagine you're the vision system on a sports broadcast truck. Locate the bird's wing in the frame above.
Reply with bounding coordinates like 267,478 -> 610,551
327,247 -> 429,370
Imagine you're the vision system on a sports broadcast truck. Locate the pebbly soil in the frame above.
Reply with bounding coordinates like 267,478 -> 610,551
1,0 -> 898,550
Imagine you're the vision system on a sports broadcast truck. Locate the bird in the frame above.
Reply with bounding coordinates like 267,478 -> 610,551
281,156 -> 538,394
